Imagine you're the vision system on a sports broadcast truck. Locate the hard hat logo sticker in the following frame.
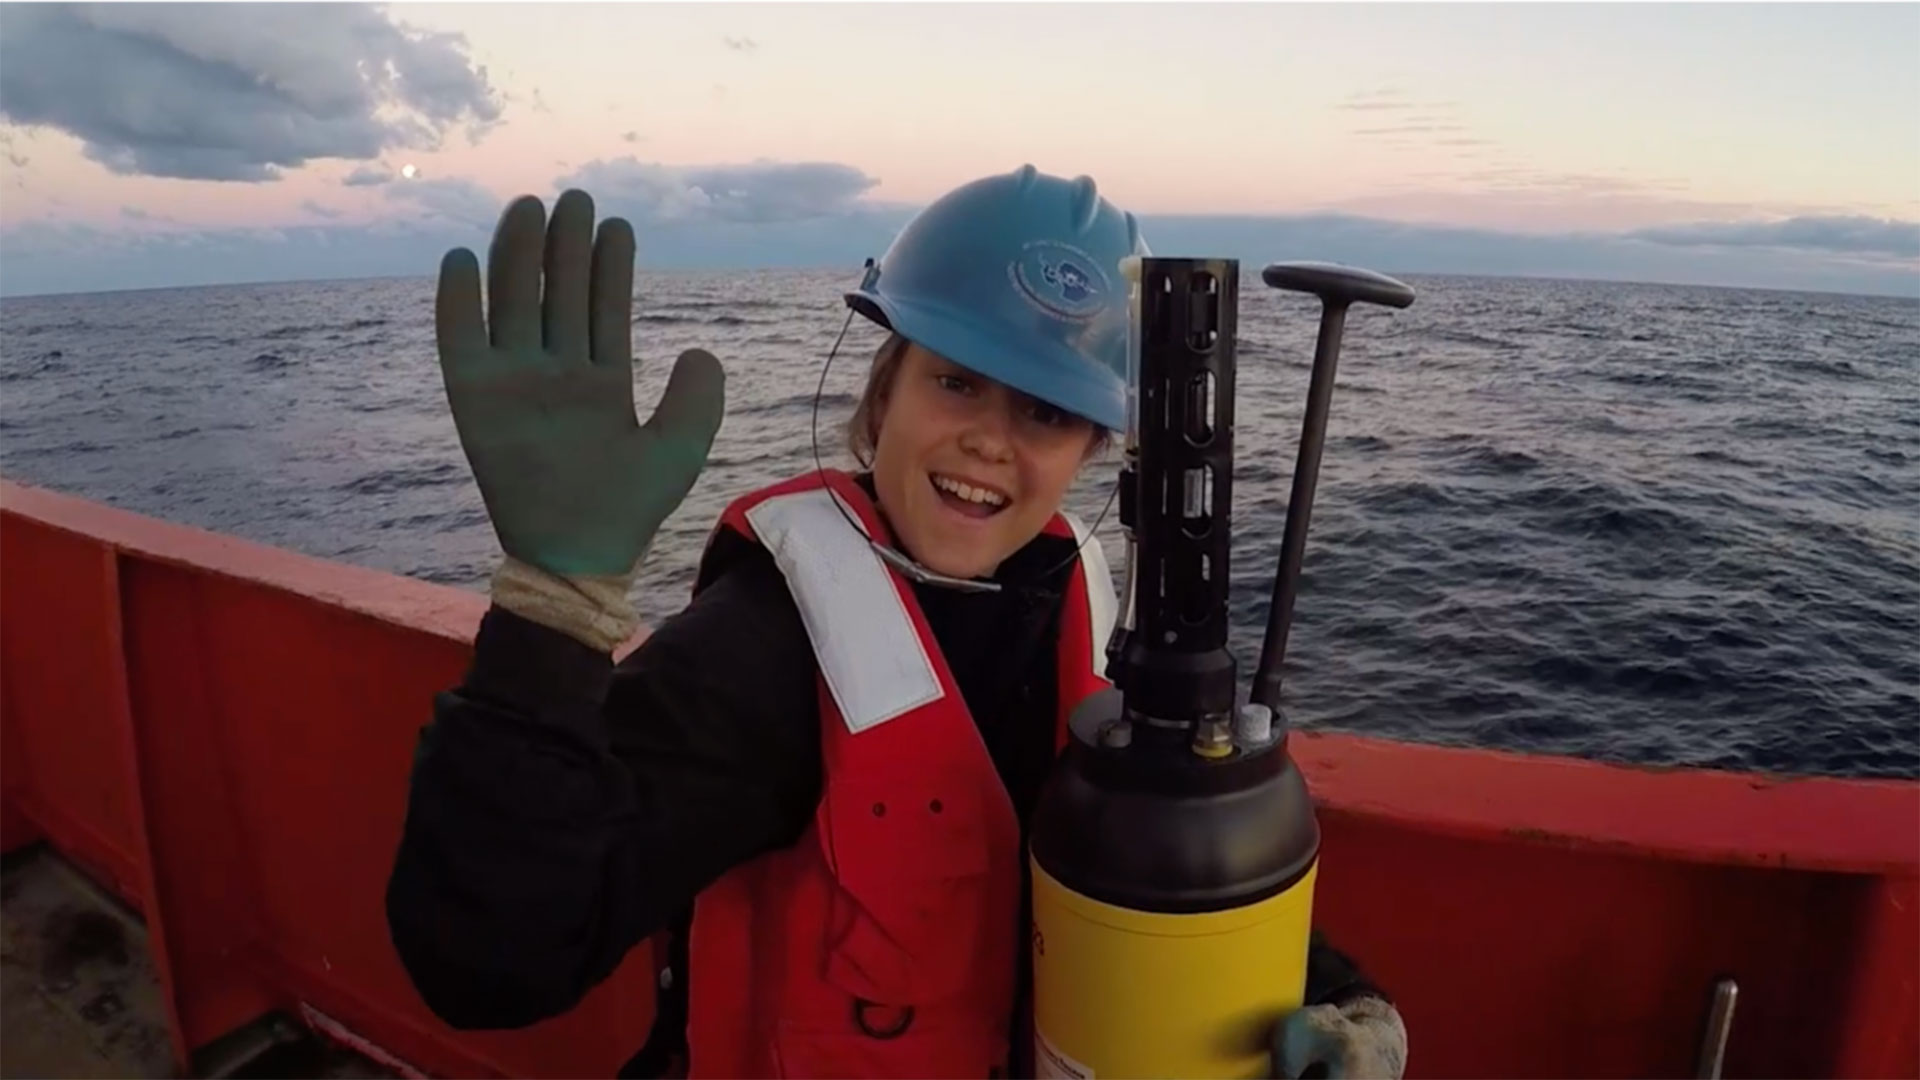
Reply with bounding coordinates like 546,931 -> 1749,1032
1011,240 -> 1109,323
1047,260 -> 1093,303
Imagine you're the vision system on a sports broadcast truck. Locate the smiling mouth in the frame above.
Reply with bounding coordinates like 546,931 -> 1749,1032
929,472 -> 1010,519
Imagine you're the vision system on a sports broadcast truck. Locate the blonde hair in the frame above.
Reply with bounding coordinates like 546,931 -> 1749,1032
844,332 -> 1113,467
846,332 -> 913,467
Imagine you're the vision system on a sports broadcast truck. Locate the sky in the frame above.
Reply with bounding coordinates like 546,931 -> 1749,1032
0,1 -> 1916,298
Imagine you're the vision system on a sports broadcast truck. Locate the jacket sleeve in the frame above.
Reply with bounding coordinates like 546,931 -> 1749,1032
384,539 -> 824,1030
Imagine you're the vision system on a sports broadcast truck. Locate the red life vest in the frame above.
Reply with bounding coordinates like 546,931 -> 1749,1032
680,468 -> 1115,1078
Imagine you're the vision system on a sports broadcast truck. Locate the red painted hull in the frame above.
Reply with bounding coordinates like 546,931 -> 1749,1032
3,477 -> 1914,1078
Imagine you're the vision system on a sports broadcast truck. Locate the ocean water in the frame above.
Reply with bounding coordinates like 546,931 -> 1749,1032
3,270 -> 1916,780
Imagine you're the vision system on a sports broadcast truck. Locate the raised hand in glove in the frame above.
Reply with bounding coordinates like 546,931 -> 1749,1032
1273,996 -> 1408,1080
435,189 -> 725,650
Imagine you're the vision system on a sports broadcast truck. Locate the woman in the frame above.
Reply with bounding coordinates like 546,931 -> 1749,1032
385,165 -> 1407,1079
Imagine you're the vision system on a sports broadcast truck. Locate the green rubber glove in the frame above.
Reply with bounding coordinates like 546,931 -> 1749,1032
435,189 -> 725,580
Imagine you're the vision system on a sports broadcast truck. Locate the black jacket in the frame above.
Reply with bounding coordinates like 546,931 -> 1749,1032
385,477 -> 1383,1072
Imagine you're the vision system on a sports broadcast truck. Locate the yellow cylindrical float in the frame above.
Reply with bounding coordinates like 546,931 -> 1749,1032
1028,689 -> 1321,1080
1031,858 -> 1316,1078
1023,255 -> 1403,1079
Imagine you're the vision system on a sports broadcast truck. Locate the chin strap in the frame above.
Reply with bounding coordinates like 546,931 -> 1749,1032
809,306 -> 1118,595
869,540 -> 1004,594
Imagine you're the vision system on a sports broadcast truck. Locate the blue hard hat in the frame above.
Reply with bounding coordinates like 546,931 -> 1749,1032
846,164 -> 1147,432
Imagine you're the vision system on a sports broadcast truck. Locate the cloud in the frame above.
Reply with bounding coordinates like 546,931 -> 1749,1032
1335,88 -> 1455,115
345,164 -> 396,187
723,35 -> 758,52
1134,214 -> 1918,297
5,208 -> 1915,301
385,176 -> 502,230
1337,88 -> 1410,109
1342,91 -> 1473,147
1631,215 -> 1920,259
0,209 -> 913,297
0,2 -> 500,182
301,200 -> 343,220
1446,168 -> 1687,197
1323,180 -> 1824,235
1354,124 -> 1469,136
555,158 -> 882,224
622,131 -> 644,144
0,218 -> 474,296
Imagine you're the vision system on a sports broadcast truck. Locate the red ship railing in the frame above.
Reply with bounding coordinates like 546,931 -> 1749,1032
4,476 -> 1914,1078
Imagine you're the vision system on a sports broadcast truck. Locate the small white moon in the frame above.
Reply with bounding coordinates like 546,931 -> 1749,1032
401,163 -> 418,179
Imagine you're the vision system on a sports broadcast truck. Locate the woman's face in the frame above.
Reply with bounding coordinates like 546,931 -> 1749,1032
870,343 -> 1099,580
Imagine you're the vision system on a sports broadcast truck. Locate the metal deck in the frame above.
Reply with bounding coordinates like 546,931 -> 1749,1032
1,844 -> 389,1080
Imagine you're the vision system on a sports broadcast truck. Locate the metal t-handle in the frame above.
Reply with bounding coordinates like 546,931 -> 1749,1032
1250,261 -> 1415,713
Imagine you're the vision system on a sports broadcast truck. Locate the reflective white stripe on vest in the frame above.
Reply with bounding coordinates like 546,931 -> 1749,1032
744,487 -> 943,734
1061,510 -> 1118,673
